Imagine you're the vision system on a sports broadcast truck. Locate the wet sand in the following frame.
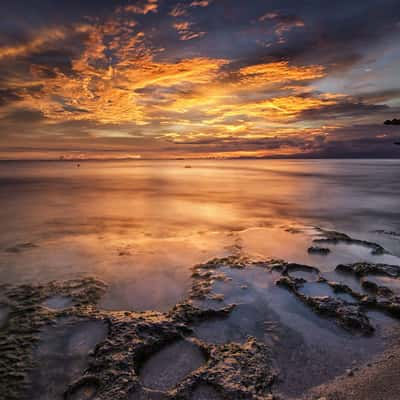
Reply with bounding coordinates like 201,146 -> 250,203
306,343 -> 400,400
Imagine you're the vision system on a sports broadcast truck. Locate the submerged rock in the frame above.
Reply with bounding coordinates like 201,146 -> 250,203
307,246 -> 331,255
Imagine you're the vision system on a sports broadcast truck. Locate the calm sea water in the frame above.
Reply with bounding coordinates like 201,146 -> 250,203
1,159 -> 399,310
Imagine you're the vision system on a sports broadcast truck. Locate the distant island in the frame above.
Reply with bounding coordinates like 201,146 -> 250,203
384,118 -> 400,125
383,119 -> 400,145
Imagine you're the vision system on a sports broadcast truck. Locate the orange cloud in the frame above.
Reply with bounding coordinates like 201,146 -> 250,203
0,6 -> 342,160
238,61 -> 325,87
173,21 -> 206,40
121,0 -> 158,15
190,1 -> 211,7
169,0 -> 212,17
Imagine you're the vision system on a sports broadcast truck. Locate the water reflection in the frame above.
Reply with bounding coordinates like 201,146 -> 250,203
0,160 -> 399,311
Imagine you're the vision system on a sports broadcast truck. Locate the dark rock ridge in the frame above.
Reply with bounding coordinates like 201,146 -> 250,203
307,246 -> 331,255
373,229 -> 400,238
313,228 -> 388,255
336,262 -> 400,318
276,264 -> 374,335
384,118 -> 400,125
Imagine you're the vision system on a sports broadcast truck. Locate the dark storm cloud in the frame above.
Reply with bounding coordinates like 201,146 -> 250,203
299,99 -> 391,121
0,108 -> 45,123
384,119 -> 400,126
0,89 -> 23,106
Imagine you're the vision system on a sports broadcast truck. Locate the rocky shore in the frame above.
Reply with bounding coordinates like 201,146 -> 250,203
1,229 -> 400,400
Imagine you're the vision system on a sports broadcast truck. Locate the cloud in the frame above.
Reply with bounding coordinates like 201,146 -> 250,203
173,21 -> 206,40
190,1 -> 212,7
0,89 -> 23,106
259,11 -> 305,43
169,4 -> 188,17
169,0 -> 212,17
119,0 -> 158,15
1,0 -> 400,159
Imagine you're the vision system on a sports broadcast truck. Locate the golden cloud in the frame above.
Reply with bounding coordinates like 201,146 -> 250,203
120,0 -> 158,15
173,21 -> 206,40
0,6 -> 341,159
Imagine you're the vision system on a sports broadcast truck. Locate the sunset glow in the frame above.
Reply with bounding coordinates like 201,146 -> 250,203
1,0 -> 400,159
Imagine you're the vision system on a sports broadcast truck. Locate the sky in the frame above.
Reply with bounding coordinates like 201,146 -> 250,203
1,0 -> 400,160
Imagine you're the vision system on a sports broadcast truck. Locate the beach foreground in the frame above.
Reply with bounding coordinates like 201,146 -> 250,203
307,344 -> 400,400
2,227 -> 400,400
1,160 -> 400,399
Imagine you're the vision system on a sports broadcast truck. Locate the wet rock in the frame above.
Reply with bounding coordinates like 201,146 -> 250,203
210,294 -> 224,302
171,302 -> 235,324
336,262 -> 400,278
197,337 -> 275,399
307,246 -> 331,255
139,340 -> 206,391
362,275 -> 400,296
310,299 -> 373,334
281,263 -> 320,284
361,280 -> 393,297
314,229 -> 388,255
334,263 -> 400,318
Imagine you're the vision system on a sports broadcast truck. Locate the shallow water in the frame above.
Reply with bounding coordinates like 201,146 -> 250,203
191,384 -> 222,400
26,318 -> 108,400
0,304 -> 10,329
298,282 -> 357,303
1,159 -> 400,311
192,265 -> 396,397
1,160 -> 400,398
139,340 -> 206,391
42,295 -> 74,310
